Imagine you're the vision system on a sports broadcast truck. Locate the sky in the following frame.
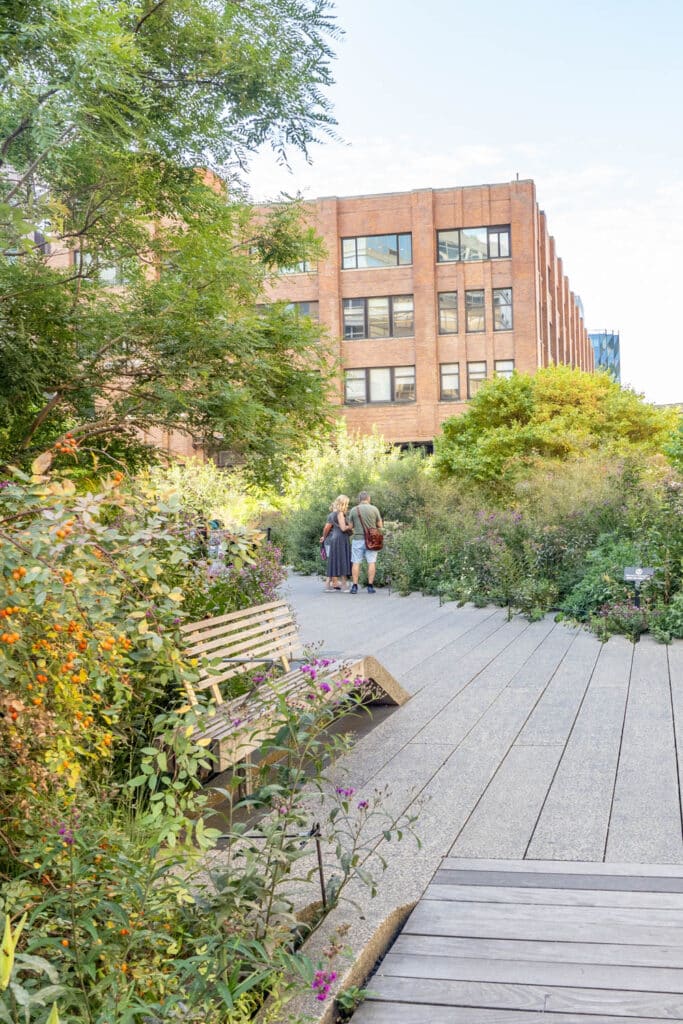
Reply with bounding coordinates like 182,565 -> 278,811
248,0 -> 683,404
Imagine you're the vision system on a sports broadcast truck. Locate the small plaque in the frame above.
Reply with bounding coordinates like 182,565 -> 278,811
623,566 -> 655,582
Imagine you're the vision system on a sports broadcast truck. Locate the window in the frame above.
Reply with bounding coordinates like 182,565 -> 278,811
436,225 -> 511,262
344,368 -> 367,404
438,291 -> 458,334
279,260 -> 314,274
342,295 -> 414,339
495,359 -> 515,378
342,233 -> 412,270
394,365 -> 416,401
286,300 -> 319,320
343,366 -> 416,404
73,251 -> 125,285
440,363 -> 460,401
493,288 -> 513,330
467,361 -> 487,398
489,226 -> 511,258
437,230 -> 461,262
466,290 -> 485,332
459,226 -> 488,261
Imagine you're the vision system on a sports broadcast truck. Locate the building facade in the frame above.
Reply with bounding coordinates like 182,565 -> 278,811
266,179 -> 592,445
589,329 -> 621,382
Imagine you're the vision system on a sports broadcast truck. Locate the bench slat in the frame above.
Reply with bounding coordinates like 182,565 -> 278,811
179,599 -> 290,635
186,619 -> 298,658
183,605 -> 293,645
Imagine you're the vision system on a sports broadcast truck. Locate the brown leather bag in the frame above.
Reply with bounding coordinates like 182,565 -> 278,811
356,507 -> 384,550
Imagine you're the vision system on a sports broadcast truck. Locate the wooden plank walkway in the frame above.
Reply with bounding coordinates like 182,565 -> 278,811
353,860 -> 683,1022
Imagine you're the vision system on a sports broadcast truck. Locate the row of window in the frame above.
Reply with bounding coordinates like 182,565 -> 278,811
283,290 -> 513,339
281,225 -> 512,273
344,360 -> 515,405
343,289 -> 513,338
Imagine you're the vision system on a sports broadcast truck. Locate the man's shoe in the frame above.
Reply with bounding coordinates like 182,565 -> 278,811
350,584 -> 358,594
367,585 -> 376,593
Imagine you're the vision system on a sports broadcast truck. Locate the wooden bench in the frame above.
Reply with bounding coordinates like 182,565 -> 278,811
180,599 -> 409,773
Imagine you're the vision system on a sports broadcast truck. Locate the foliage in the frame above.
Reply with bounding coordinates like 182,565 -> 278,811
2,458 -> 418,1023
146,458 -> 273,529
433,366 -> 680,493
593,601 -> 650,642
182,541 -> 287,619
0,0 -> 341,483
1,671 -> 417,1024
278,426 -> 683,640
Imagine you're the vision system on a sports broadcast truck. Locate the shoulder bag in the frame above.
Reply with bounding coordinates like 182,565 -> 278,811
355,506 -> 384,551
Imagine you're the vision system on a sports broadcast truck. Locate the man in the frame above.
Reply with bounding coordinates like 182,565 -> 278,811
348,491 -> 383,594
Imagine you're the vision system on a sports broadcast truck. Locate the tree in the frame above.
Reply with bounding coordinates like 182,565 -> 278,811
433,365 -> 681,490
0,0 -> 340,482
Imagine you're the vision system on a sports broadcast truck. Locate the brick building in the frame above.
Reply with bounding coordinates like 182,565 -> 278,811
266,179 -> 592,445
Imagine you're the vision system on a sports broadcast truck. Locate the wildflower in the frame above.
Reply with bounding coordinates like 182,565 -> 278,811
357,800 -> 369,811
335,786 -> 355,798
319,682 -> 331,694
231,718 -> 242,727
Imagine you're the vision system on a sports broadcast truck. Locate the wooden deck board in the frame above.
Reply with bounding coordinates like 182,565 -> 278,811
353,862 -> 683,1022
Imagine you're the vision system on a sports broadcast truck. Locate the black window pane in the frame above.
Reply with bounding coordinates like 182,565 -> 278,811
357,235 -> 398,269
437,229 -> 460,262
345,369 -> 366,403
440,362 -> 460,400
460,227 -> 488,261
398,233 -> 412,265
394,366 -> 416,402
493,288 -> 513,331
467,361 -> 487,398
466,290 -> 485,332
438,291 -> 458,333
369,367 -> 391,401
342,238 -> 357,269
495,359 -> 515,378
367,297 -> 391,338
392,295 -> 414,337
343,298 -> 365,339
489,226 -> 511,258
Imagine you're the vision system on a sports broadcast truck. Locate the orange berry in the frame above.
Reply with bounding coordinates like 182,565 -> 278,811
61,939 -> 69,947
119,928 -> 129,936
120,963 -> 128,973
32,697 -> 42,706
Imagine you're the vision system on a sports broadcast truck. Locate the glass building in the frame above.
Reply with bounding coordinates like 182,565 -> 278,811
589,330 -> 620,382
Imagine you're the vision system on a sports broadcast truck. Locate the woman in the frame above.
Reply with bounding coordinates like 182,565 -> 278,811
322,494 -> 352,591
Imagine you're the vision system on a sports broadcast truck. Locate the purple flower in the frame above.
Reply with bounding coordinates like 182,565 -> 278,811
312,969 -> 337,1000
319,682 -> 331,694
57,824 -> 75,845
335,786 -> 355,798
253,674 -> 265,683
357,800 -> 369,811
232,717 -> 242,727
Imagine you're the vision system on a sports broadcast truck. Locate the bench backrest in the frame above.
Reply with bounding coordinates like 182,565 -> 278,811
180,599 -> 300,705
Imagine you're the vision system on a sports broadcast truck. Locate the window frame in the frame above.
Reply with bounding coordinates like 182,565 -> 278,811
493,287 -> 513,331
341,232 -> 413,270
465,289 -> 486,333
467,360 -> 488,399
436,224 -> 512,263
494,359 -> 515,379
343,365 -> 417,405
342,294 -> 415,340
439,362 -> 461,401
437,291 -> 458,334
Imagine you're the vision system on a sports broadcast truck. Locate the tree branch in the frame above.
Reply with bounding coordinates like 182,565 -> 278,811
134,0 -> 170,33
0,88 -> 60,164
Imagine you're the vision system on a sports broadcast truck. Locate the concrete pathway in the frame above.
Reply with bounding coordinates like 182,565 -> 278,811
286,572 -> 683,864
280,574 -> 683,1022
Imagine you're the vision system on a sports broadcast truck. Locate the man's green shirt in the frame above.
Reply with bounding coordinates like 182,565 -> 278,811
348,503 -> 381,539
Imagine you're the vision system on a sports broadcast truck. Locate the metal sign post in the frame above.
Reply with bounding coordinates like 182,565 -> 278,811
623,567 -> 654,608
